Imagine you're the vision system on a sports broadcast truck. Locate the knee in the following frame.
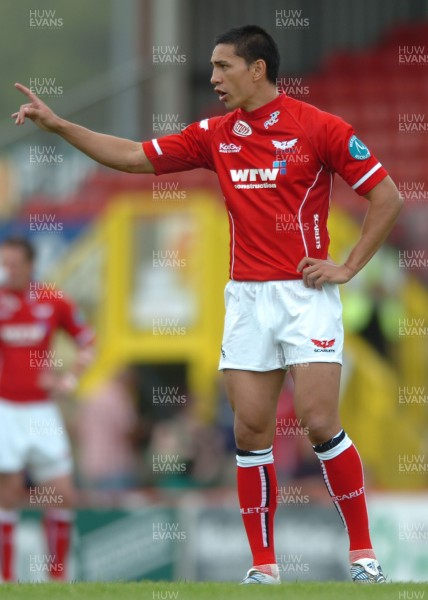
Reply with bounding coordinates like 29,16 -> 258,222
234,418 -> 272,450
299,411 -> 340,446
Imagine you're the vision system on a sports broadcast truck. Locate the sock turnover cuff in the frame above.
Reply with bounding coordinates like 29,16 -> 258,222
236,446 -> 274,467
313,430 -> 353,460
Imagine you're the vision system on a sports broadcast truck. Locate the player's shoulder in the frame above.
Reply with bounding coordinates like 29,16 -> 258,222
281,94 -> 350,129
195,112 -> 236,134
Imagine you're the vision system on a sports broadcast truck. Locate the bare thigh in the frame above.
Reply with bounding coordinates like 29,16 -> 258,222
290,362 -> 342,445
223,368 -> 285,450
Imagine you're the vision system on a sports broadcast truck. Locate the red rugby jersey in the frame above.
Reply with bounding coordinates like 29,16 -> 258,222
143,94 -> 388,281
0,286 -> 94,402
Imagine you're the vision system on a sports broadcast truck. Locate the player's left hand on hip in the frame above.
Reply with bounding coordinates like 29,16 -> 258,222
297,257 -> 354,290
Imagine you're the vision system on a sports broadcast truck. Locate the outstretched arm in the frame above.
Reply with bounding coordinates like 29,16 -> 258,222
12,83 -> 154,174
297,175 -> 403,289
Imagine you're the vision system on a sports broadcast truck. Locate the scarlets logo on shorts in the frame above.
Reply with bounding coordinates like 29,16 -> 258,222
311,338 -> 335,352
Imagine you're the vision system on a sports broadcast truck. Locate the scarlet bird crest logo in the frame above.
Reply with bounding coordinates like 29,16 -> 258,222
311,339 -> 335,348
272,138 -> 298,151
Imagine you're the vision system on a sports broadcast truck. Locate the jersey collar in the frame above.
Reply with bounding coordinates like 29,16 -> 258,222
239,94 -> 284,121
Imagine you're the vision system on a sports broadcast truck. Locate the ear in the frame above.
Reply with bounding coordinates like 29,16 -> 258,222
251,59 -> 267,82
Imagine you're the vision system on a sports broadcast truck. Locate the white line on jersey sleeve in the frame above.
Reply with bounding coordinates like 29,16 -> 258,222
351,163 -> 382,190
152,139 -> 163,156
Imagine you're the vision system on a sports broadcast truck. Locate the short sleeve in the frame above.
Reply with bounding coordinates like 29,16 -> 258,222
142,118 -> 219,175
317,113 -> 388,196
57,297 -> 94,347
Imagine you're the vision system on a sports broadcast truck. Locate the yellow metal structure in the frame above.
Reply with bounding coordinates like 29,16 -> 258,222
54,190 -> 229,421
52,195 -> 428,487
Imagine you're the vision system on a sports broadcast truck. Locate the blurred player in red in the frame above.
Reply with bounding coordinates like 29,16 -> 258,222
0,237 -> 94,581
12,25 -> 402,583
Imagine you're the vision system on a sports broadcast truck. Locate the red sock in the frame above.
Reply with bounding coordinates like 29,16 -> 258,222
237,448 -> 277,566
314,431 -> 374,560
0,511 -> 17,582
43,510 -> 73,580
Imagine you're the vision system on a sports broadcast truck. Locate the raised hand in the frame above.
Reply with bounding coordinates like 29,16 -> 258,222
11,82 -> 61,132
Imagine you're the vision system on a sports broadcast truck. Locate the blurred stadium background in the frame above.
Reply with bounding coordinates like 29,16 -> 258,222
1,0 -> 428,583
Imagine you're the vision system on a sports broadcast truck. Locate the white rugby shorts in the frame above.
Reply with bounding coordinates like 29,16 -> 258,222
0,398 -> 73,482
218,280 -> 343,371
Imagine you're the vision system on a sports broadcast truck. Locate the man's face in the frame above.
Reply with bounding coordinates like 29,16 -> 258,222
210,43 -> 255,111
0,246 -> 32,290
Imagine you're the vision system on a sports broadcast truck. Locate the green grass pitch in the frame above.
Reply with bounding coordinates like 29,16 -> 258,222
0,581 -> 427,599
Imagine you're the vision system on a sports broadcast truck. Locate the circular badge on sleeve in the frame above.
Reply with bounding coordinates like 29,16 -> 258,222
348,135 -> 371,160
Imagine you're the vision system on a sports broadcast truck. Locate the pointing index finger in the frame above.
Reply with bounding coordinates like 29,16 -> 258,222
14,82 -> 37,102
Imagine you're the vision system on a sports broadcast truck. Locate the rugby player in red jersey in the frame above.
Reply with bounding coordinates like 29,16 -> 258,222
0,237 -> 94,581
12,25 -> 402,583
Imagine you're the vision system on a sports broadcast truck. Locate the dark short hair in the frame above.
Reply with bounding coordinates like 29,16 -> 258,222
214,25 -> 280,84
1,236 -> 35,262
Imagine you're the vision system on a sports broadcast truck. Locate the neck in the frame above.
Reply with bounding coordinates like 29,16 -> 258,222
241,84 -> 279,112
